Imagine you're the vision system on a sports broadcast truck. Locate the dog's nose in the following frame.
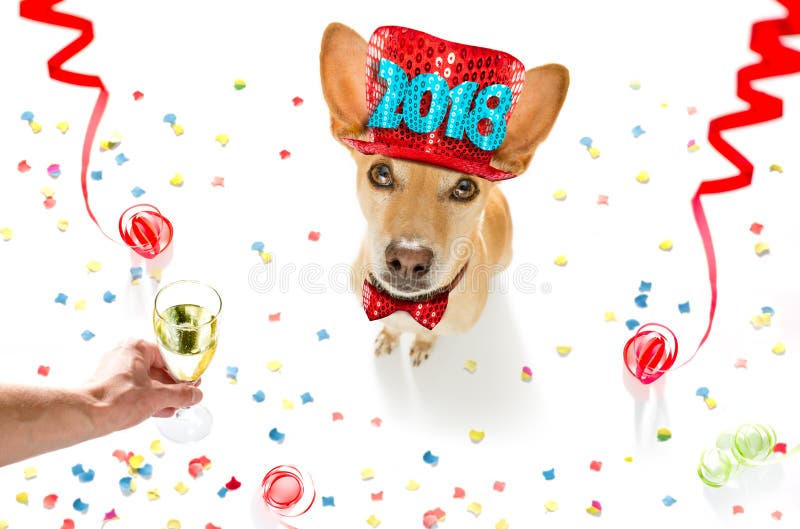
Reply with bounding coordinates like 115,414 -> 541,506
385,242 -> 434,279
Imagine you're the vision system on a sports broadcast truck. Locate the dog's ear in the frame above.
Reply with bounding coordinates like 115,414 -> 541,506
490,64 -> 569,175
320,23 -> 369,145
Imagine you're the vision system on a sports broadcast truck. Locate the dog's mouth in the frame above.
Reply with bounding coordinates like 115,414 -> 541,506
369,263 -> 468,302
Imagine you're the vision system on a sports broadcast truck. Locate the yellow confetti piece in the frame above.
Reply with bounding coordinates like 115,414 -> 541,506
16,492 -> 28,505
57,219 -> 69,232
23,467 -> 37,479
588,146 -> 600,159
624,456 -> 634,462
495,519 -> 509,529
704,397 -> 717,409
751,314 -> 765,329
586,505 -> 601,515
174,481 -> 189,495
556,345 -> 572,356
361,468 -> 375,480
544,500 -> 559,512
260,251 -> 273,264
755,242 -> 770,256
0,519 -> 8,529
629,80 -> 641,90
215,133 -> 229,146
467,502 -> 482,516
604,311 -> 617,322
688,143 -> 700,152
166,519 -> 181,529
147,489 -> 160,501
129,454 -> 145,469
228,376 -> 237,385
761,313 -> 772,326
171,123 -> 184,136
0,227 -> 13,241
30,121 -> 42,134
366,514 -> 381,528
99,133 -> 123,151
40,186 -> 56,198
469,429 -> 485,443
282,399 -> 295,410
170,173 -> 184,186
267,360 -> 282,372
660,102 -> 669,108
772,342 -> 786,355
659,240 -> 673,251
150,439 -> 164,456
150,269 -> 162,282
74,299 -> 86,311
769,164 -> 783,173
554,255 -> 568,266
636,170 -> 650,183
406,480 -> 420,491
86,260 -> 102,272
463,359 -> 477,373
56,121 -> 69,134
553,189 -> 567,201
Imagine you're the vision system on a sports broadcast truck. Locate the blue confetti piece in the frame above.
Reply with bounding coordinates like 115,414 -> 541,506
269,428 -> 286,443
696,387 -> 709,398
762,306 -> 775,316
422,450 -> 439,466
632,125 -> 646,138
251,241 -> 265,252
322,496 -> 335,507
678,301 -> 691,314
72,498 -> 89,513
625,319 -> 640,331
115,153 -> 129,165
130,267 -> 143,280
639,280 -> 652,292
217,487 -> 228,498
55,292 -> 68,305
138,463 -> 153,477
226,366 -> 239,379
78,469 -> 95,482
252,390 -> 265,403
300,392 -> 314,404
317,329 -> 330,341
634,294 -> 648,308
71,463 -> 85,476
103,291 -> 116,303
662,495 -> 677,507
163,113 -> 177,124
81,330 -> 95,341
21,111 -> 34,122
119,476 -> 133,493
90,170 -> 103,181
131,186 -> 145,198
542,468 -> 555,480
579,136 -> 593,147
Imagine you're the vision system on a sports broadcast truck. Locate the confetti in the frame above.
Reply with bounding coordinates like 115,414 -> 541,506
174,481 -> 189,494
119,477 -> 135,494
590,460 -> 602,471
774,442 -> 787,454
251,241 -> 265,252
597,194 -> 609,205
21,110 -> 34,121
115,153 -> 129,165
0,227 -> 12,242
205,525 -> 221,529
129,455 -> 145,469
467,502 -> 482,516
542,468 -> 555,480
659,240 -> 673,251
493,481 -> 505,492
553,189 -> 567,201
639,280 -> 652,292
282,399 -> 295,410
453,487 -> 465,499
268,428 -> 285,443
86,260 -> 102,272
636,170 -> 649,183
300,392 -> 314,404
188,456 -> 211,478
23,467 -> 37,481
769,164 -> 783,173
317,329 -> 330,341
48,164 -> 61,177
56,121 -> 69,133
696,387 -> 710,398
732,505 -> 744,515
103,509 -> 119,522
166,520 -> 181,529
588,146 -> 600,158
544,500 -> 559,512
553,255 -> 568,266
16,492 -> 29,504
662,495 -> 677,507
406,480 -> 420,491
687,140 -> 700,153
133,90 -> 144,100
138,463 -> 153,477
332,412 -> 344,421
308,231 -> 321,241
167,173 -> 185,188
260,251 -> 273,264
604,311 -> 616,322
705,398 -> 717,410
234,79 -> 247,90
361,468 -> 375,480
322,496 -> 335,507
762,305 -> 775,316
422,509 -> 444,529
463,359 -> 478,373
772,511 -> 783,520
469,430 -> 486,443
267,360 -> 282,372
678,301 -> 691,313
586,500 -> 602,516
423,451 -> 439,466
579,136 -> 593,147
624,456 -> 633,462
57,219 -> 69,231
147,489 -> 160,500
72,498 -> 89,512
18,160 -> 32,172
292,96 -> 304,106
226,366 -> 238,382
211,176 -> 225,187
215,134 -> 229,146
163,113 -> 177,124
74,299 -> 86,310
371,491 -> 383,501
521,366 -> 532,381
44,197 -> 56,209
629,80 -> 641,89
103,291 -> 116,303
81,330 -> 95,341
755,242 -> 770,256
772,342 -> 786,355
252,390 -> 265,403
43,494 -> 58,508
371,417 -> 382,427
495,519 -> 509,529
735,358 -> 748,368
55,292 -> 68,305
78,469 -> 95,482
632,125 -> 645,137
41,186 -> 55,198
634,294 -> 648,308
687,106 -> 697,114
367,514 -> 381,527
657,427 -> 672,441
750,222 -> 764,235
555,345 -> 571,356
91,170 -> 103,180
225,477 -> 241,490
625,319 -> 640,331
61,520 -> 75,529
279,150 -> 291,160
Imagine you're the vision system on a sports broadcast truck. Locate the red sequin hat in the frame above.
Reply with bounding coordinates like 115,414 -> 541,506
342,26 -> 526,181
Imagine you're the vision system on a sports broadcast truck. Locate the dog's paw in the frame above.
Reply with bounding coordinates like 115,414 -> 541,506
409,337 -> 435,366
374,328 -> 399,357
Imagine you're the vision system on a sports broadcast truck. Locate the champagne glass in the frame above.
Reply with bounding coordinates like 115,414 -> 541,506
153,280 -> 221,442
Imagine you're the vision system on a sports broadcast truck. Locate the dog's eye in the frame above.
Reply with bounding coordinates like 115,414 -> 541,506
369,164 -> 394,187
451,178 -> 478,201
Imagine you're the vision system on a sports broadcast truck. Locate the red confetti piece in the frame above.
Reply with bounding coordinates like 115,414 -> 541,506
733,505 -> 744,515
370,417 -> 382,427
61,520 -> 75,529
750,222 -> 764,234
268,312 -> 281,322
597,194 -> 609,205
211,176 -> 225,187
225,477 -> 241,490
423,508 -> 446,529
44,197 -> 57,209
453,487 -> 465,499
18,160 -> 31,172
772,511 -> 783,520
189,456 -> 212,478
308,231 -> 321,241
132,90 -> 143,100
332,412 -> 343,421
688,106 -> 698,115
493,481 -> 505,492
371,491 -> 383,501
279,150 -> 291,160
43,494 -> 58,509
205,525 -> 221,529
590,460 -> 602,471
112,449 -> 132,463
37,365 -> 50,377
292,96 -> 304,106
774,442 -> 787,454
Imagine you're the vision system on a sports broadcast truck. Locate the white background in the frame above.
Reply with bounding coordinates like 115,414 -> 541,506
2,1 -> 800,528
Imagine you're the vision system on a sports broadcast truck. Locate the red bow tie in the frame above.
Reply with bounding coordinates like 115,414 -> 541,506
361,280 -> 449,330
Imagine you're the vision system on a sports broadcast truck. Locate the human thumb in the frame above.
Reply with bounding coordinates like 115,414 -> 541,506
156,383 -> 202,409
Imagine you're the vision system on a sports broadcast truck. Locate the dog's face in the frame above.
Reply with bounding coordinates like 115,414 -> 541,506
353,152 -> 495,298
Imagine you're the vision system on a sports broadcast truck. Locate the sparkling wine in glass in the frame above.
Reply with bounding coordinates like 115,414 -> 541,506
153,280 -> 221,442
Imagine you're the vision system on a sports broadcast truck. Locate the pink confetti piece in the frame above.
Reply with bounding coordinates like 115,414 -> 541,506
493,481 -> 505,492
371,417 -> 382,427
268,312 -> 281,322
774,442 -> 787,454
590,460 -> 602,471
205,524 -> 221,529
688,106 -> 697,115
18,160 -> 31,172
225,477 -> 241,490
750,222 -> 764,235
44,197 -> 56,209
453,487 -> 465,499
43,494 -> 58,509
292,96 -> 304,106
132,91 -> 144,100
112,450 -> 132,463
733,505 -> 744,515
211,176 -> 225,187
61,520 -> 75,529
371,491 -> 383,501
37,365 -> 50,376
308,231 -> 320,241
772,511 -> 783,520
597,195 -> 609,205
423,508 -> 446,529
280,150 -> 291,160
332,412 -> 343,421
103,509 -> 118,521
735,358 -> 748,369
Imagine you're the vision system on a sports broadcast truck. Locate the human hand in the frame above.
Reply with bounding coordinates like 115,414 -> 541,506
84,338 -> 203,435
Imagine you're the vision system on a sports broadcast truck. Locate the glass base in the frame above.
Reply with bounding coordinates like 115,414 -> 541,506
157,404 -> 212,443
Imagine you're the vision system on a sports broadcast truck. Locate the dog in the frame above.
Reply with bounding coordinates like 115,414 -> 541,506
320,23 -> 568,365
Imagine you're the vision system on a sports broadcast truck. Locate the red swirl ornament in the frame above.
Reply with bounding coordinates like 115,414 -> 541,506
261,465 -> 315,520
623,323 -> 678,385
118,205 -> 174,259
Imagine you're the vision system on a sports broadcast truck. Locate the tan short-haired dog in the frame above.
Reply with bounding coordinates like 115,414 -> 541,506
320,23 -> 568,365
